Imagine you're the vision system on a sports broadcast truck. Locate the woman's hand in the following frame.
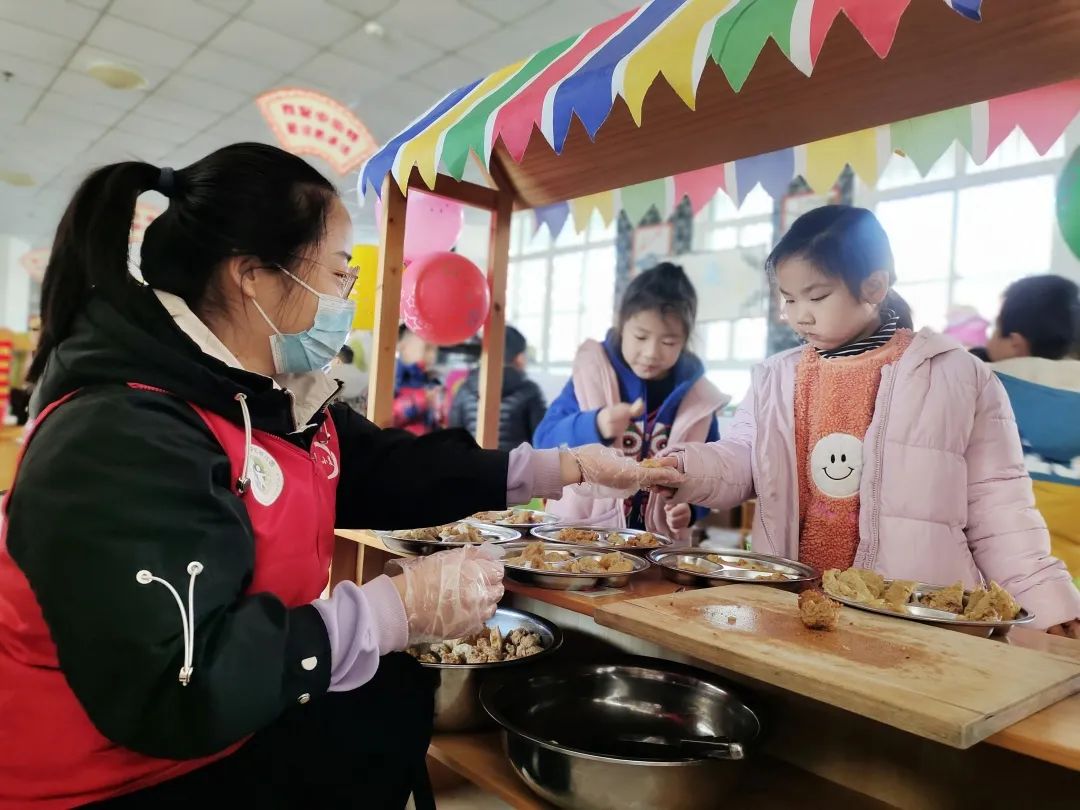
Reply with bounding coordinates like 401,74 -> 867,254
596,399 -> 645,441
569,444 -> 685,497
393,544 -> 505,644
1047,619 -> 1080,639
665,502 -> 692,532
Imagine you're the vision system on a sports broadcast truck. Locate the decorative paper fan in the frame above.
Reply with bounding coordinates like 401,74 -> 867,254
256,88 -> 377,175
130,203 -> 162,244
20,248 -> 50,282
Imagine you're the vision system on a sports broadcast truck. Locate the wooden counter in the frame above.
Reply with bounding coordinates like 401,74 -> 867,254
334,529 -> 1080,776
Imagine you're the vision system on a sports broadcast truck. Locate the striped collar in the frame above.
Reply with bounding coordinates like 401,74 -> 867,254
817,312 -> 899,359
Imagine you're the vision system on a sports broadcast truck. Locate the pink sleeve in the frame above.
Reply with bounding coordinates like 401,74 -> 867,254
965,373 -> 1080,628
506,445 -> 565,504
661,385 -> 757,510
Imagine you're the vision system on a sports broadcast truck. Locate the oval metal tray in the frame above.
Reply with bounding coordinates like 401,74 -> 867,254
468,508 -> 562,529
823,579 -> 1035,637
531,525 -> 673,555
648,549 -> 818,592
381,522 -> 521,556
500,541 -> 650,591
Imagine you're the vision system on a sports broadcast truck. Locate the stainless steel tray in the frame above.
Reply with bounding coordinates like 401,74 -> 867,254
380,522 -> 521,556
648,549 -> 818,592
824,578 -> 1035,637
468,508 -> 562,529
500,541 -> 650,591
531,525 -> 673,555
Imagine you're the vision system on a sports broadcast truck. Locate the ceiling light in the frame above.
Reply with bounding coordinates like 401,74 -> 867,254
87,61 -> 147,91
0,170 -> 35,187
363,20 -> 385,38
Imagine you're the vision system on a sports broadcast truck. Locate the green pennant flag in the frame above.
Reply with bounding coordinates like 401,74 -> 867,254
621,179 -> 667,226
440,35 -> 578,180
710,0 -> 798,93
890,106 -> 973,175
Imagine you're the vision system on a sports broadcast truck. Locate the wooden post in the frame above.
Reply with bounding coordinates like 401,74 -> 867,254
475,183 -> 514,450
367,178 -> 407,428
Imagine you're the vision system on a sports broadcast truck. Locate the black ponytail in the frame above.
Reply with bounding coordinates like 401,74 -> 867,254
618,262 -> 698,339
767,205 -> 914,330
30,143 -> 336,383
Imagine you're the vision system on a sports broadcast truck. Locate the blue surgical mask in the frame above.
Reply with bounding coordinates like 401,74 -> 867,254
253,267 -> 356,375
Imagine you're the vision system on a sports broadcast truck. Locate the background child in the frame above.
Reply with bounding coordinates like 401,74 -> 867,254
982,275 -> 1080,588
393,324 -> 443,435
661,206 -> 1080,636
534,262 -> 728,540
448,325 -> 547,451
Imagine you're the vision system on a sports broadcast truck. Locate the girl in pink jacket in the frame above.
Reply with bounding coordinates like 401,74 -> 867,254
662,206 -> 1080,636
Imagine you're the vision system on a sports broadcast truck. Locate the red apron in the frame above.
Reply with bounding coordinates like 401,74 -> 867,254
0,388 -> 340,808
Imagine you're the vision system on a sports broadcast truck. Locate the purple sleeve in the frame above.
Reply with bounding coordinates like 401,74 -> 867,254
507,445 -> 565,504
312,575 -> 409,693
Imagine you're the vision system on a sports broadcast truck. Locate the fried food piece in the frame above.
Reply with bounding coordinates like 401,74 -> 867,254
440,522 -> 485,543
505,542 -> 573,571
678,559 -> 717,574
707,555 -> 778,573
472,510 -> 512,523
395,526 -> 441,541
921,581 -> 964,614
603,531 -> 627,547
799,589 -> 841,631
557,528 -> 600,544
625,532 -> 661,548
962,582 -> 1021,622
823,568 -> 886,603
640,459 -> 665,468
882,579 -> 917,612
406,627 -> 545,663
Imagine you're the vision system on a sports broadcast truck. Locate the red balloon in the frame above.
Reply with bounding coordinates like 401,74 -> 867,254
401,252 -> 490,346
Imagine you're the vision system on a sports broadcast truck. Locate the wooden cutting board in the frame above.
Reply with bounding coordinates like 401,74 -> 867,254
593,585 -> 1080,749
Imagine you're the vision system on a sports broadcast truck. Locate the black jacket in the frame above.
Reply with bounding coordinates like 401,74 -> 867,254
447,366 -> 547,452
4,288 -> 508,759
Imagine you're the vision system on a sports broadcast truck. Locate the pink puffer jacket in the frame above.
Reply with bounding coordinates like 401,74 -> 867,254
668,329 -> 1080,629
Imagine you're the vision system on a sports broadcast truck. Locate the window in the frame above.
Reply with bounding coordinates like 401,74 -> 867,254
857,130 -> 1068,331
505,211 -> 617,374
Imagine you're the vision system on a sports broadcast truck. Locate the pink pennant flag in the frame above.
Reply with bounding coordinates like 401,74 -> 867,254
491,11 -> 634,162
673,164 -> 726,215
809,0 -> 911,64
987,79 -> 1080,156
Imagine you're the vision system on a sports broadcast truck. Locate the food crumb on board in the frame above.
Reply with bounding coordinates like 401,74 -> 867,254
798,589 -> 841,631
727,615 -> 737,625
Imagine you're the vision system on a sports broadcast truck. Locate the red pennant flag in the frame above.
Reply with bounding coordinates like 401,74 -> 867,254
810,0 -> 912,64
673,164 -> 726,215
987,79 -> 1080,156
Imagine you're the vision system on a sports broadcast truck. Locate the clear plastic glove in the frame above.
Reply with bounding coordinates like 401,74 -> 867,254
390,543 -> 505,644
568,444 -> 685,498
665,502 -> 693,532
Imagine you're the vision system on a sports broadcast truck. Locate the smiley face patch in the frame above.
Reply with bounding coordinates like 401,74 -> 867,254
809,432 -> 863,499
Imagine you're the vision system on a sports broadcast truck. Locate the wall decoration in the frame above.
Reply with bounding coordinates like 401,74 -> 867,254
257,88 -> 377,175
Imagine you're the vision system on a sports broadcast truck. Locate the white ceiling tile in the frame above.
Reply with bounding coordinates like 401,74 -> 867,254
462,0 -> 547,24
116,112 -> 192,145
0,51 -> 63,88
407,53 -> 486,95
0,0 -> 100,41
363,79 -> 441,119
52,66 -> 151,110
328,0 -> 396,15
0,20 -> 79,66
378,0 -> 500,50
155,74 -> 248,114
88,16 -> 199,69
198,0 -> 249,12
96,129 -> 176,162
209,19 -> 319,72
334,27 -> 442,77
74,0 -> 109,8
290,52 -> 388,100
37,92 -> 126,127
0,82 -> 39,124
182,49 -> 282,95
110,0 -> 232,44
136,95 -> 223,129
242,0 -> 361,47
19,112 -> 104,147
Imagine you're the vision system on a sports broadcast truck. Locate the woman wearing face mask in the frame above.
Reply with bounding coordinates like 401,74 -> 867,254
0,145 -> 642,809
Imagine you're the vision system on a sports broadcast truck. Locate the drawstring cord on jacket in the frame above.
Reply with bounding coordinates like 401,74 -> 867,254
135,561 -> 204,686
235,393 -> 252,495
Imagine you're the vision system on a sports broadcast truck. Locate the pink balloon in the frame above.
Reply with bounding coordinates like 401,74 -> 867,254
375,190 -> 465,265
401,252 -> 490,346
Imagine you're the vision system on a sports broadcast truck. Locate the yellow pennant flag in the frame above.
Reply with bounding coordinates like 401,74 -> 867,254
803,128 -> 879,193
569,192 -> 615,233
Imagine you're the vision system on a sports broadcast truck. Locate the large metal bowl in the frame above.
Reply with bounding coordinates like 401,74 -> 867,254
501,541 -> 651,591
648,548 -> 818,593
481,659 -> 761,810
380,522 -> 521,556
411,607 -> 562,732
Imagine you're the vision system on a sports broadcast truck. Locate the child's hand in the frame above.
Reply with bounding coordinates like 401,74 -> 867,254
665,502 -> 692,532
597,399 -> 645,441
1047,619 -> 1080,639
